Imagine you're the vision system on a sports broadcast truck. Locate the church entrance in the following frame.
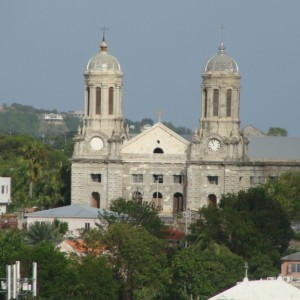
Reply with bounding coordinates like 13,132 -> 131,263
152,192 -> 163,211
173,192 -> 184,213
91,192 -> 100,208
208,194 -> 217,206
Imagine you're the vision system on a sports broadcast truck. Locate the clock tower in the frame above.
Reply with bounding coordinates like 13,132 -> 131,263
71,36 -> 128,207
190,43 -> 247,161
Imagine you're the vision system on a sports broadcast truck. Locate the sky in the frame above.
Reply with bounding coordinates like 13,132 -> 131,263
1,1 -> 300,136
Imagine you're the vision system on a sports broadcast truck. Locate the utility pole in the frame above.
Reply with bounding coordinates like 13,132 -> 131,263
1,261 -> 37,299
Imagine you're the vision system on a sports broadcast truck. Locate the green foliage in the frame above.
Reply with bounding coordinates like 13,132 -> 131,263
170,247 -> 244,299
266,171 -> 300,221
74,255 -> 117,299
0,134 -> 71,209
124,118 -> 192,135
267,127 -> 288,136
102,223 -> 169,300
25,220 -> 67,245
0,229 -> 26,276
104,198 -> 166,237
26,243 -> 78,299
190,187 -> 292,277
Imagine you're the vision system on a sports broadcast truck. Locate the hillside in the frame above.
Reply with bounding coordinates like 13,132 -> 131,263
0,103 -> 192,140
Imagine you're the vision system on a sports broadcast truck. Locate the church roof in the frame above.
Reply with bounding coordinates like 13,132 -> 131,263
247,136 -> 300,160
204,43 -> 239,74
209,277 -> 300,300
25,205 -> 109,219
86,38 -> 121,72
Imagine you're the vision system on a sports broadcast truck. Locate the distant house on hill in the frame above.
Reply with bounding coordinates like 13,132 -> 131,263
44,113 -> 64,125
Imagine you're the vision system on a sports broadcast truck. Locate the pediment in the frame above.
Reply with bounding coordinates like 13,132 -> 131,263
121,123 -> 189,154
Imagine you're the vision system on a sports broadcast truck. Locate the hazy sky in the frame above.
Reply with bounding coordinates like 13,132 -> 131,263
1,1 -> 300,135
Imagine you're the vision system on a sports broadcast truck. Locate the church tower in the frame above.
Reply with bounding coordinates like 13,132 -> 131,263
190,43 -> 247,161
71,36 -> 127,208
187,43 -> 248,209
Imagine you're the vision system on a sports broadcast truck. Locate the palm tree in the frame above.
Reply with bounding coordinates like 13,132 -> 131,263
26,221 -> 63,245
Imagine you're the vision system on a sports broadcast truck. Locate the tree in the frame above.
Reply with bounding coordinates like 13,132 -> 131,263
102,223 -> 169,300
102,198 -> 166,237
266,171 -> 300,221
25,242 -> 78,299
0,134 -> 71,210
170,247 -> 244,299
75,255 -> 117,299
190,187 -> 293,275
25,220 -> 67,245
0,229 -> 26,275
267,127 -> 288,136
21,141 -> 49,198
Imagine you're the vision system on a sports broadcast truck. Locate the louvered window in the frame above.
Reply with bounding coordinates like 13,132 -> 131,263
96,87 -> 101,115
109,87 -> 114,115
213,89 -> 219,116
226,89 -> 232,117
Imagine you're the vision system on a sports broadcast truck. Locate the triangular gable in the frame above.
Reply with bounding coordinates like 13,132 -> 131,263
121,123 -> 189,155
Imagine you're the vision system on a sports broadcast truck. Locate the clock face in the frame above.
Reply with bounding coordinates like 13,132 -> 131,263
208,139 -> 221,152
90,137 -> 104,151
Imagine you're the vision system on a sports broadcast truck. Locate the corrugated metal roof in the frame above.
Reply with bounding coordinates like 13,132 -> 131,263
25,205 -> 110,219
248,136 -> 300,160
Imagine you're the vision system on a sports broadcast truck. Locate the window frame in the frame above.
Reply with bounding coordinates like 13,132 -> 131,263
132,174 -> 143,183
153,174 -> 163,184
207,176 -> 218,185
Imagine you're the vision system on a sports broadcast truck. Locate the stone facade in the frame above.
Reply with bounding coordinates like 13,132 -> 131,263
71,38 -> 300,216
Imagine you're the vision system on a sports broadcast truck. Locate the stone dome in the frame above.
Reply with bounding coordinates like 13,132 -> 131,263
86,39 -> 121,72
204,43 -> 239,73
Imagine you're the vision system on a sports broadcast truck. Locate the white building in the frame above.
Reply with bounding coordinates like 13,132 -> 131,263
25,205 -> 109,236
0,177 -> 11,214
71,37 -> 300,216
209,276 -> 300,300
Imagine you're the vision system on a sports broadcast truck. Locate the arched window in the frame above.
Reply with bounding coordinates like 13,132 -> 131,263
132,191 -> 142,201
226,89 -> 232,117
152,192 -> 163,211
173,192 -> 184,213
213,89 -> 219,117
91,192 -> 100,208
96,87 -> 101,115
153,147 -> 164,153
109,87 -> 114,115
87,88 -> 90,116
204,88 -> 208,118
208,194 -> 217,206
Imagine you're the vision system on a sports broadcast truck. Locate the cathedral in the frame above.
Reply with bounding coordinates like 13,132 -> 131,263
71,37 -> 300,216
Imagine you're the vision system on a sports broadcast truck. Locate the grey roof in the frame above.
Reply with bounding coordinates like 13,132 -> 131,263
87,41 -> 121,72
204,43 -> 239,74
25,205 -> 108,219
281,252 -> 300,261
248,136 -> 300,160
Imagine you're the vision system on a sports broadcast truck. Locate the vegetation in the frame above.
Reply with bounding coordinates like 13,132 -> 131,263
102,197 -> 166,237
0,183 -> 296,299
0,103 -> 297,298
267,127 -> 288,136
26,220 -> 68,245
190,187 -> 292,278
0,134 -> 71,210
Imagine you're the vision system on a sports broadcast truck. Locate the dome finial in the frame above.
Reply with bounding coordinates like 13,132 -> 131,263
218,25 -> 225,54
100,25 -> 109,51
